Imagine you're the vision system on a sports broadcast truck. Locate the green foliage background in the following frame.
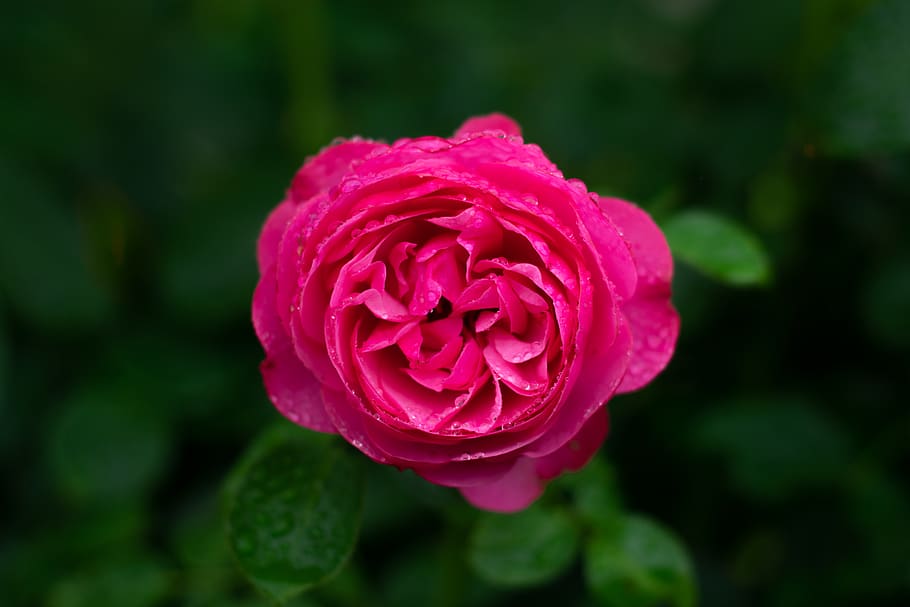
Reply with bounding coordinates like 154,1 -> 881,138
1,0 -> 908,605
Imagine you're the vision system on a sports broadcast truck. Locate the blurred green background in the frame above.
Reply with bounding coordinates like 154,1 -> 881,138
2,0 -> 909,605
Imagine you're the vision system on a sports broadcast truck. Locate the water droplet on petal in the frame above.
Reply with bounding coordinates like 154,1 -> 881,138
647,335 -> 663,348
340,178 -> 362,193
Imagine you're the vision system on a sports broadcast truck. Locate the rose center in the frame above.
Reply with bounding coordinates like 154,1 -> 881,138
426,296 -> 453,322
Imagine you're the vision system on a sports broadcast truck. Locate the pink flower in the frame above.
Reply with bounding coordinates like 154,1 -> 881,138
252,114 -> 678,512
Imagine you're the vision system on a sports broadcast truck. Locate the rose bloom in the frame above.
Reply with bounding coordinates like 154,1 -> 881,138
253,114 -> 678,512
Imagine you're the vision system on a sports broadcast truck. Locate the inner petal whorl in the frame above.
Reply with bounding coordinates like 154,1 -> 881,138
322,196 -> 579,437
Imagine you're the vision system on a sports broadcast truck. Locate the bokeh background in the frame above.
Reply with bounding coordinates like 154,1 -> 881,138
2,0 -> 908,605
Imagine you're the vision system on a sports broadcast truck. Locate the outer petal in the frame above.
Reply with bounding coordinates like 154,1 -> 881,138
522,314 -> 632,459
619,298 -> 679,393
596,196 -> 672,295
454,113 -> 522,139
252,274 -> 336,433
459,457 -> 543,513
597,196 -> 679,393
257,140 -> 387,274
534,406 -> 609,480
289,139 -> 387,202
256,199 -> 295,274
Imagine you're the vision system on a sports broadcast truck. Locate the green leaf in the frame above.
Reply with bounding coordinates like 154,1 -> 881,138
171,487 -> 231,569
225,429 -> 364,603
693,397 -> 851,500
585,515 -> 695,607
550,456 -> 623,530
468,504 -> 579,587
663,210 -> 771,286
0,161 -> 113,331
46,555 -> 171,607
819,0 -> 910,154
47,385 -> 172,504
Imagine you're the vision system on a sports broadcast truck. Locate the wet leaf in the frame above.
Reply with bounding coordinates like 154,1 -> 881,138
550,456 -> 623,530
225,428 -> 364,602
469,504 -> 579,586
663,210 -> 771,286
585,515 -> 695,607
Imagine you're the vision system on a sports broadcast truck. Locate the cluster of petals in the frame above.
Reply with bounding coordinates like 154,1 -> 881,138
253,114 -> 678,512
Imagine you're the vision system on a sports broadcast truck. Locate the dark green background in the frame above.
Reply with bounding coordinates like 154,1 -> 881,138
2,0 -> 908,605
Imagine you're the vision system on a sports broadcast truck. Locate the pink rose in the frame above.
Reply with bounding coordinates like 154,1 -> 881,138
252,114 -> 678,512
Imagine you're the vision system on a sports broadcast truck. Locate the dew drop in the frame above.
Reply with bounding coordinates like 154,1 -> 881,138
340,179 -> 362,193
647,335 -> 663,349
567,178 -> 587,193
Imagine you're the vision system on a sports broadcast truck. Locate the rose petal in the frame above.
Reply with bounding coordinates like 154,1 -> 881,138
454,113 -> 523,139
252,272 -> 288,357
320,385 -> 392,463
252,273 -> 336,433
416,457 -> 516,487
618,297 -> 679,393
260,352 -> 336,433
290,139 -> 387,202
522,316 -> 632,458
256,199 -> 295,274
596,196 -> 679,393
596,196 -> 672,295
534,406 -> 608,479
459,457 -> 543,513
